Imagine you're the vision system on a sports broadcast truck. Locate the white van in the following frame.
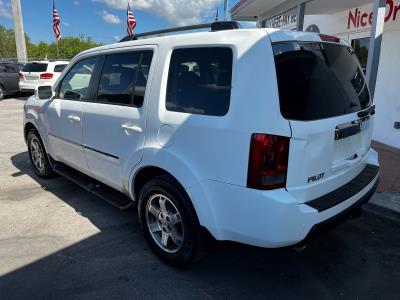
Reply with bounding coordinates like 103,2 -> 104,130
23,22 -> 379,266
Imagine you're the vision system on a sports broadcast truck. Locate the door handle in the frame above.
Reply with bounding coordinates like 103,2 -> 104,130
67,115 -> 81,122
121,124 -> 142,133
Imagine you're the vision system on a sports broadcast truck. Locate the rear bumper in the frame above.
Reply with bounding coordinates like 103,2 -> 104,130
299,176 -> 379,245
19,82 -> 37,93
187,151 -> 379,248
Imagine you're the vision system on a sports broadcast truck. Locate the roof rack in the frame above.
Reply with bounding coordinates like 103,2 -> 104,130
119,21 -> 241,42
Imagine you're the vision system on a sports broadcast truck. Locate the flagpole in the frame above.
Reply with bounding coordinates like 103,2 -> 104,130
224,0 -> 229,21
56,39 -> 59,58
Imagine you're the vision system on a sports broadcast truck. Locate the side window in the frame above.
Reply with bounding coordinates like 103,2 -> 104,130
54,64 -> 68,73
59,58 -> 97,100
166,47 -> 233,116
132,51 -> 153,107
0,65 -> 6,72
97,52 -> 141,105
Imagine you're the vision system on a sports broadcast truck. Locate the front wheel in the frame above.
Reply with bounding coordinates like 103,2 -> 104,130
138,175 -> 207,266
27,130 -> 56,178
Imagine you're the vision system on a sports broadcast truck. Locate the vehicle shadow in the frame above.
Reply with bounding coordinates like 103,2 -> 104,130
2,151 -> 400,299
1,93 -> 32,101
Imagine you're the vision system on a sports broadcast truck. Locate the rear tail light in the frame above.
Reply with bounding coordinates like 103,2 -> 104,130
40,73 -> 54,80
18,72 -> 24,79
247,134 -> 290,190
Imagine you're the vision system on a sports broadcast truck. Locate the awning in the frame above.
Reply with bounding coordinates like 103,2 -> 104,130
231,0 -> 372,21
231,0 -> 387,100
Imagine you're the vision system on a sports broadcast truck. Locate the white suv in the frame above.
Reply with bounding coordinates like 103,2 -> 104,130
19,61 -> 69,93
23,22 -> 379,266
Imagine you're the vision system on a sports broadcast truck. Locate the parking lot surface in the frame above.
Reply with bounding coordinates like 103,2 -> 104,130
1,97 -> 399,299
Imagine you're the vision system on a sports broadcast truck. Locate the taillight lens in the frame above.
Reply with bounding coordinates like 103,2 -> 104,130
40,73 -> 54,80
247,134 -> 289,190
18,72 -> 24,79
319,34 -> 340,43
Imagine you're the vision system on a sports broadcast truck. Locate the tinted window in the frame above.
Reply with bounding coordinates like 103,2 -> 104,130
132,51 -> 153,107
59,58 -> 97,100
273,42 -> 371,121
166,47 -> 233,116
22,63 -> 48,73
54,64 -> 68,73
0,64 -> 18,73
97,53 -> 141,105
3,64 -> 17,73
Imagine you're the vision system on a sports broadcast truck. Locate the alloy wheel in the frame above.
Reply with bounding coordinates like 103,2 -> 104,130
30,136 -> 45,172
145,194 -> 184,253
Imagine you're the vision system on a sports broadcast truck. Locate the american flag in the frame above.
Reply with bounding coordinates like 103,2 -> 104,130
53,1 -> 61,41
127,2 -> 137,36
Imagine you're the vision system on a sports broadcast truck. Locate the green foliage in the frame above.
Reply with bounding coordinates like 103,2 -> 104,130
0,25 -> 102,60
0,25 -> 17,59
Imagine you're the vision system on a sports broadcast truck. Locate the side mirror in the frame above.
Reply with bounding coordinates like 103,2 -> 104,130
37,85 -> 54,100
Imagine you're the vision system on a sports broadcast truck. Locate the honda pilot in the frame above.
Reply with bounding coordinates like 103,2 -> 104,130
23,22 -> 379,266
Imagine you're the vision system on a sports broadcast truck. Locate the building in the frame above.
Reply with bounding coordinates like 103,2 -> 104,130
232,0 -> 400,149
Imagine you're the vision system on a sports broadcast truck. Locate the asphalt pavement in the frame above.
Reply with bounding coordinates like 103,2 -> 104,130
0,96 -> 399,299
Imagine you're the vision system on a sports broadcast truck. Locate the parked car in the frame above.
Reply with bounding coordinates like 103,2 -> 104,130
0,62 -> 21,100
23,22 -> 379,266
19,61 -> 69,93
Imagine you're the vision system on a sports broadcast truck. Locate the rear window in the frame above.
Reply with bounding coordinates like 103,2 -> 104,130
22,63 -> 48,73
54,64 -> 68,73
273,42 -> 371,121
166,47 -> 233,116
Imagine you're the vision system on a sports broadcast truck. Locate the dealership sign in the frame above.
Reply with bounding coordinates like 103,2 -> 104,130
348,0 -> 400,29
263,8 -> 297,29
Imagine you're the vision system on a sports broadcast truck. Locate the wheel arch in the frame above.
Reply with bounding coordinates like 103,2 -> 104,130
130,160 -> 217,236
24,122 -> 38,141
24,121 -> 53,163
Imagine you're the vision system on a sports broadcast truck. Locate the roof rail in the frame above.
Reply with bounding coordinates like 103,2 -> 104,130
119,21 -> 241,42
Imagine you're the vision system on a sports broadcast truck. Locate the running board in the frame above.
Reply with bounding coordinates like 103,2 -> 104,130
53,162 -> 134,210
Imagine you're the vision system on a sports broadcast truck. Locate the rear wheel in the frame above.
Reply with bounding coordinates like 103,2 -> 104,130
0,85 -> 5,100
27,130 -> 56,178
138,175 -> 207,266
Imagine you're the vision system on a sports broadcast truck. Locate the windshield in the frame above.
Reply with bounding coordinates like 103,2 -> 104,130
22,63 -> 48,73
273,42 -> 371,121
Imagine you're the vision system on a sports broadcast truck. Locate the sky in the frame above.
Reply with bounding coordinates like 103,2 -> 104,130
0,0 -> 254,44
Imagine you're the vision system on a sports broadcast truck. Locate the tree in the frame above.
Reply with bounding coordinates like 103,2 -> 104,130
0,25 -> 17,59
0,25 -> 102,61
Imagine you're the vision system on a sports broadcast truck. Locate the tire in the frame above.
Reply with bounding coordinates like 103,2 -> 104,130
0,85 -> 5,100
27,129 -> 56,178
138,175 -> 207,267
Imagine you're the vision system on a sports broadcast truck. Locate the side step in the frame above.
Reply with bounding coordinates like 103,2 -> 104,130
53,162 -> 135,210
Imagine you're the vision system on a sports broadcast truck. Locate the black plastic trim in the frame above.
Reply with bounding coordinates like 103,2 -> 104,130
307,164 -> 379,212
119,21 -> 241,42
358,105 -> 376,118
298,178 -> 379,245
83,145 -> 119,160
53,161 -> 134,210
